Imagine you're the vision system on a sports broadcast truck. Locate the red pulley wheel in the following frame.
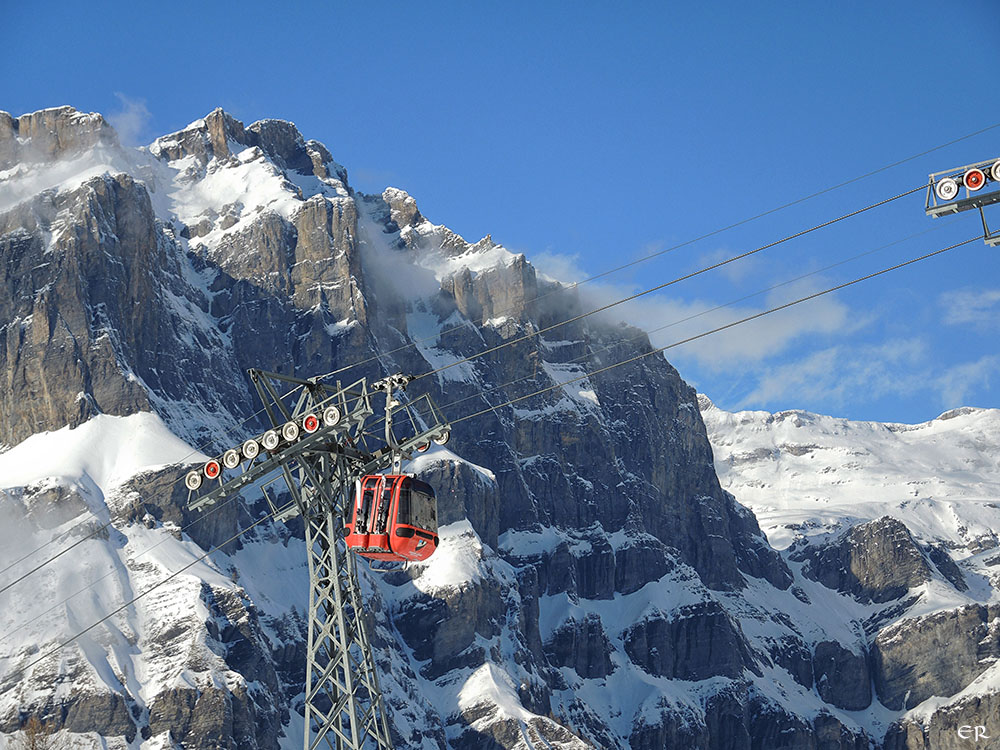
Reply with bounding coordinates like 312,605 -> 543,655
303,414 -> 320,433
965,168 -> 986,191
204,460 -> 221,479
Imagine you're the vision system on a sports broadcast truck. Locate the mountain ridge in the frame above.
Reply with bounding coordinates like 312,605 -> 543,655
0,106 -> 996,749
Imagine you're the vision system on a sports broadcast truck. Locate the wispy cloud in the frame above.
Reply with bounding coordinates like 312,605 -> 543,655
531,250 -> 589,283
528,247 -> 859,368
584,277 -> 854,369
736,342 -> 997,414
738,339 -> 928,409
936,355 -> 1000,408
107,93 -> 151,146
694,246 -> 760,284
523,248 -> 997,416
939,288 -> 1000,327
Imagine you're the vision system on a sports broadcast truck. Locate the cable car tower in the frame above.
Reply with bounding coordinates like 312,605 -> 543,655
925,157 -> 1000,245
183,369 -> 450,750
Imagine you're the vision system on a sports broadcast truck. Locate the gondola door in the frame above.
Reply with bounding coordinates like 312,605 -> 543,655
346,475 -> 404,560
345,475 -> 389,557
385,476 -> 439,561
345,475 -> 439,562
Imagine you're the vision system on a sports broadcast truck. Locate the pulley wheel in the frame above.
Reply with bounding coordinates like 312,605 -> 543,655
964,168 -> 986,191
323,405 -> 342,427
242,439 -> 260,459
282,421 -> 300,442
185,470 -> 203,491
936,177 -> 959,201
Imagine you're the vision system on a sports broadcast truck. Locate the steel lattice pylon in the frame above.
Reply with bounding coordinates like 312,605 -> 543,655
300,456 -> 392,750
185,369 -> 450,750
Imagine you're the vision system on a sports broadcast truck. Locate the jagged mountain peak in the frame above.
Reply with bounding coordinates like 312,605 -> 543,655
0,106 -> 120,169
382,185 -> 422,228
150,108 -> 348,186
377,186 -> 523,292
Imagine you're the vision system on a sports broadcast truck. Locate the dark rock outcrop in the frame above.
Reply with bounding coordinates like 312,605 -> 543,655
544,614 -> 614,679
872,604 -> 1000,710
813,640 -> 871,710
623,601 -> 755,680
794,517 -> 934,603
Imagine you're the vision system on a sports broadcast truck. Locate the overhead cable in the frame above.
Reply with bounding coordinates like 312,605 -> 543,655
450,237 -> 979,426
412,185 -> 926,382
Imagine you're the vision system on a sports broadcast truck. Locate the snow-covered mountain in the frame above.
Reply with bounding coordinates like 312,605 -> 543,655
702,397 -> 1000,748
701,398 -> 1000,553
0,106 -> 998,750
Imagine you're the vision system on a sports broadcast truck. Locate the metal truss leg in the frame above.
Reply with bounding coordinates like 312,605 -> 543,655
303,481 -> 393,749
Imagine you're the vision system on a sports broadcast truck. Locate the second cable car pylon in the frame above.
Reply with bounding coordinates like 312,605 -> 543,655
925,156 -> 1000,246
183,368 -> 450,750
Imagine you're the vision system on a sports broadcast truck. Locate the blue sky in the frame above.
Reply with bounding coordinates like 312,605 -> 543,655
3,1 -> 998,423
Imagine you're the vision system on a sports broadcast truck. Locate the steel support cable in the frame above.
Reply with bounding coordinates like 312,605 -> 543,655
2,506 -> 278,678
312,120 -> 1000,384
449,237 -> 979,427
411,184 -> 926,383
0,490 -> 246,646
426,222 -> 959,418
9,236 -> 978,678
0,522 -> 109,599
0,513 -> 114,587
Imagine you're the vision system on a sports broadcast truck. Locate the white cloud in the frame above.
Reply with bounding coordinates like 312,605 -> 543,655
531,250 -> 589,284
939,288 -> 1000,327
738,339 -> 928,409
694,246 -> 760,284
570,275 -> 854,369
735,343 -> 997,414
936,355 -> 1000,408
107,93 -> 151,146
527,243 -> 859,369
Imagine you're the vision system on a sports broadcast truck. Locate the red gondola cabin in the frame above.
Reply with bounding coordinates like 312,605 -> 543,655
345,475 -> 439,561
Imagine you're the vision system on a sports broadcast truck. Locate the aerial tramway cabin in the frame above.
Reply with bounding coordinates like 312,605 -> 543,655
344,474 -> 440,561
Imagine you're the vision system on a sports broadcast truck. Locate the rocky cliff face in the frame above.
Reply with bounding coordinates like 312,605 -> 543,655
0,107 -> 997,750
